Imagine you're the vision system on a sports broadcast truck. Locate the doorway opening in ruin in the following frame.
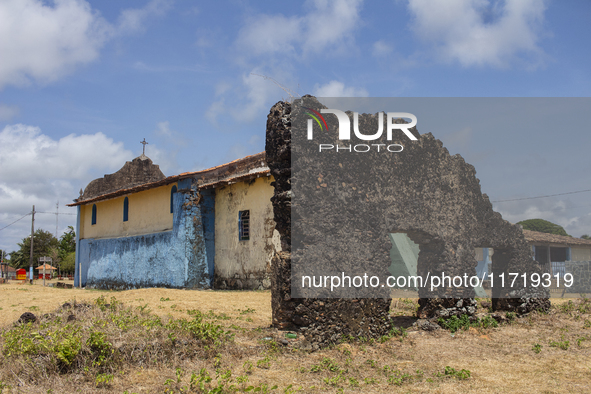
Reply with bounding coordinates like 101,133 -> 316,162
388,233 -> 420,298
474,246 -> 494,299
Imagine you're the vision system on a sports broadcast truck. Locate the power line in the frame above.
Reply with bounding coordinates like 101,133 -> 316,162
1,211 -> 76,216
492,188 -> 591,203
0,210 -> 76,232
35,212 -> 77,215
0,213 -> 31,232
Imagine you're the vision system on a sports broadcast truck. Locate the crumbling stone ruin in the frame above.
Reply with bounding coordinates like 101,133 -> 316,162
81,155 -> 165,200
265,97 -> 550,346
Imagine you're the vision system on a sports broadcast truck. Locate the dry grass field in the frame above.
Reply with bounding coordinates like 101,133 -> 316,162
0,280 -> 590,393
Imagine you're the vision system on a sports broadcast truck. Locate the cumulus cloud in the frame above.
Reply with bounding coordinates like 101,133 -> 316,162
206,71 -> 291,127
313,81 -> 368,97
494,197 -> 591,238
117,0 -> 171,34
154,121 -> 173,137
407,0 -> 547,67
0,124 -> 131,184
210,1 -> 364,129
0,123 -> 135,251
0,104 -> 19,121
0,0 -> 171,89
236,0 -> 363,58
372,40 -> 393,57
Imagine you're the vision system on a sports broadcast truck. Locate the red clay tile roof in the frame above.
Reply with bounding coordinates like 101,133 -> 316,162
67,152 -> 267,206
523,229 -> 591,247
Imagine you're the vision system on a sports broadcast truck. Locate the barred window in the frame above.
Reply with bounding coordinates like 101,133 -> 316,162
239,210 -> 250,241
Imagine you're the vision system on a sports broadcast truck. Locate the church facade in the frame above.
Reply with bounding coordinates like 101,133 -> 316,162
68,152 -> 280,290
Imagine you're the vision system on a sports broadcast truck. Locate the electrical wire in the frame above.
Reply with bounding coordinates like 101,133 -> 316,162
492,188 -> 591,203
36,212 -> 77,215
0,213 -> 31,232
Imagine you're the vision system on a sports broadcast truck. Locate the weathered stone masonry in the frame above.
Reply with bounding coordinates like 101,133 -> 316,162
265,97 -> 550,345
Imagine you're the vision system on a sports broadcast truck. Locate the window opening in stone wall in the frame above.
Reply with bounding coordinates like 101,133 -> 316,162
170,185 -> 177,214
239,210 -> 250,241
123,197 -> 129,222
91,204 -> 97,225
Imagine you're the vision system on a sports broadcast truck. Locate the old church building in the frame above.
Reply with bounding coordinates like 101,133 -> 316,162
68,151 -> 280,290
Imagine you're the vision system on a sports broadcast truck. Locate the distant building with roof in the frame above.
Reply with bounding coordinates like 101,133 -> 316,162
523,229 -> 591,265
67,152 -> 279,290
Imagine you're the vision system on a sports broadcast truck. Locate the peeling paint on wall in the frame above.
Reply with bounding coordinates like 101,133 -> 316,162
76,178 -> 210,289
214,176 -> 280,290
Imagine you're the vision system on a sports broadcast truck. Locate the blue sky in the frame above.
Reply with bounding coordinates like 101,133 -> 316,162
1,0 -> 590,254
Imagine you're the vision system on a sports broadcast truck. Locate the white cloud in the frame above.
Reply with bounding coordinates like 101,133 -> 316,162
372,40 -> 392,57
0,0 -> 111,88
205,99 -> 227,128
303,0 -> 363,55
206,70 -> 290,127
140,143 -> 175,176
313,80 -> 368,97
236,14 -> 301,56
117,0 -> 172,34
407,0 -> 547,67
0,124 -> 131,184
237,73 -> 283,121
212,1 -> 363,131
0,0 -> 171,89
565,214 -> 591,239
0,104 -> 19,121
154,121 -> 172,137
0,123 -> 133,252
235,0 -> 363,58
150,121 -> 186,173
494,197 -> 591,238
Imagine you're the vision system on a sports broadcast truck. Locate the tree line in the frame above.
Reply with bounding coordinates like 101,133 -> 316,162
0,226 -> 76,274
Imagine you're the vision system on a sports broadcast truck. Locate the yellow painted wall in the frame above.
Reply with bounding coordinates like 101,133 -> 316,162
571,247 -> 591,261
80,183 -> 176,240
214,176 -> 281,279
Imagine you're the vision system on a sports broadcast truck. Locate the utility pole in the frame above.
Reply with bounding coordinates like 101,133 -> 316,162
56,201 -> 60,277
55,201 -> 59,238
29,205 -> 35,284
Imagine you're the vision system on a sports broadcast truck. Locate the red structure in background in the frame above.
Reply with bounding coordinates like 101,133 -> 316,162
16,269 -> 26,280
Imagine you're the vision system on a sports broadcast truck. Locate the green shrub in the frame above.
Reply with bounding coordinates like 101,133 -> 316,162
442,366 -> 471,380
438,314 -> 498,333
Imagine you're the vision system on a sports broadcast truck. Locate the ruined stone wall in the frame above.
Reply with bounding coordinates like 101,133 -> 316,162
265,97 -> 550,345
265,100 -> 392,347
565,261 -> 591,294
82,155 -> 165,200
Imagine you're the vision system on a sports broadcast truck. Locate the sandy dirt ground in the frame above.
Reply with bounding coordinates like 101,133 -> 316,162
0,280 -> 590,393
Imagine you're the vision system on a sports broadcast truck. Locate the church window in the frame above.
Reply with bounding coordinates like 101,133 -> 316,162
239,210 -> 250,241
123,197 -> 129,222
170,185 -> 177,213
91,204 -> 97,225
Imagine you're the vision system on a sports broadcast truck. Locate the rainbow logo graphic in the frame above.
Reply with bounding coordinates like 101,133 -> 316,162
304,107 -> 329,133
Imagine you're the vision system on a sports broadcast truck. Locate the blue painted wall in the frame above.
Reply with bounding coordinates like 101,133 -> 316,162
75,178 -> 211,289
74,205 -> 82,287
